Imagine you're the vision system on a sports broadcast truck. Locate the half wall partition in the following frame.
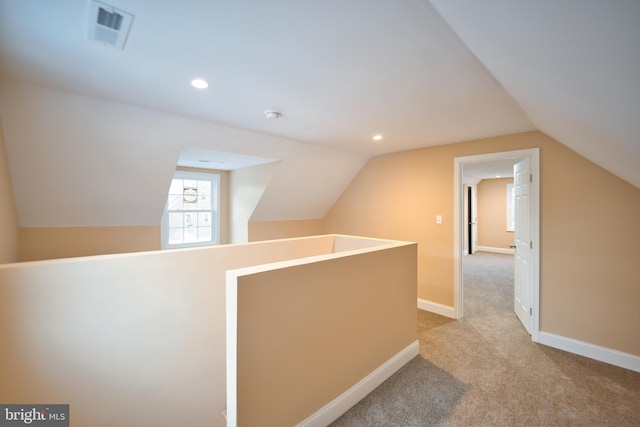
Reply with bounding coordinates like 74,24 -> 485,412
0,235 -> 417,427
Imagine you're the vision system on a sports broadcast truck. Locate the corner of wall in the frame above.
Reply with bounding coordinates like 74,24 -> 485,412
0,119 -> 19,263
229,162 -> 278,243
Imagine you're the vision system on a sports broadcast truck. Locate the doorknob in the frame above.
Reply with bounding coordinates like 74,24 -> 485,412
509,244 -> 516,249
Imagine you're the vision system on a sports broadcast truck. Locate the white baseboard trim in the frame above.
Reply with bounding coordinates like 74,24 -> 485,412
296,340 -> 419,427
475,246 -> 514,255
417,298 -> 456,319
538,331 -> 640,373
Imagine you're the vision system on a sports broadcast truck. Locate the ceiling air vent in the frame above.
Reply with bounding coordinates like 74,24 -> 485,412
88,0 -> 133,49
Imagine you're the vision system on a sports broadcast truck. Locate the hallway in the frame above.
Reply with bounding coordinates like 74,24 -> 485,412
421,251 -> 640,426
462,251 -> 515,320
333,252 -> 640,426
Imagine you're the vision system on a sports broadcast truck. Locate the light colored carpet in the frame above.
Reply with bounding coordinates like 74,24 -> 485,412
331,252 -> 640,426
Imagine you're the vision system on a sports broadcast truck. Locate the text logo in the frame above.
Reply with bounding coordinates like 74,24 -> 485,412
0,405 -> 68,426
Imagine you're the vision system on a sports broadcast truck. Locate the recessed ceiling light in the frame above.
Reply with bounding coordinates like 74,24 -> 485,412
191,78 -> 209,89
373,134 -> 383,141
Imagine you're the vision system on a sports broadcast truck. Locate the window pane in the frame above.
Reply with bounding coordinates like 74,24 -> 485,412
198,227 -> 211,242
198,180 -> 211,195
168,195 -> 183,211
198,212 -> 211,227
506,183 -> 515,232
168,228 -> 183,244
169,212 -> 183,228
183,179 -> 197,189
184,212 -> 196,228
184,227 -> 197,243
197,194 -> 211,210
163,172 -> 220,248
183,199 -> 198,210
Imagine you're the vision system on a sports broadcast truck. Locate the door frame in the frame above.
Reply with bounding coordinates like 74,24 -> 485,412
453,148 -> 540,342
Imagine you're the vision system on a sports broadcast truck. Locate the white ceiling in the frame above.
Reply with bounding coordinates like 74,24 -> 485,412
430,0 -> 640,188
0,0 -> 534,155
463,158 -> 516,185
0,0 -> 638,228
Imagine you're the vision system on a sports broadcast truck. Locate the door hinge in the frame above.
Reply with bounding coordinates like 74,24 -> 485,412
530,174 -> 533,182
530,307 -> 533,315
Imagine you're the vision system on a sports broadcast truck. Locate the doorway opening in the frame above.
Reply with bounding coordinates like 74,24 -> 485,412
465,184 -> 478,255
462,251 -> 515,320
453,148 -> 540,342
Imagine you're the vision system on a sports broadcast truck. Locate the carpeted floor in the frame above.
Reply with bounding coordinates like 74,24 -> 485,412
331,251 -> 640,426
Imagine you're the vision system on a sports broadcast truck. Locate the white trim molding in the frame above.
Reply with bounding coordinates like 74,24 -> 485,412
296,341 -> 420,427
538,332 -> 640,373
475,246 -> 515,255
454,148 -> 540,340
417,299 -> 457,319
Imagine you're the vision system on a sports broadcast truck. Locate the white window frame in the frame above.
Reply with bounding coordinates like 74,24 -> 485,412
506,183 -> 515,232
161,170 -> 220,249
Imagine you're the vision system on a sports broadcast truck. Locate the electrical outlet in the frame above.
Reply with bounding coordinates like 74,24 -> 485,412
436,215 -> 442,224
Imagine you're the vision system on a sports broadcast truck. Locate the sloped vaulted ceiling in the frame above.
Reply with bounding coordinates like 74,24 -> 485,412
0,0 -> 637,229
0,83 -> 368,226
430,0 -> 640,188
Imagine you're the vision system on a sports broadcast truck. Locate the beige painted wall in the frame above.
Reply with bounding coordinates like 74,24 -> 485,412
323,131 -> 640,356
0,120 -> 19,263
19,226 -> 161,261
2,235 -> 411,426
0,235 -> 337,427
232,243 -> 416,426
17,168 -> 230,261
248,219 -> 323,241
477,178 -> 514,250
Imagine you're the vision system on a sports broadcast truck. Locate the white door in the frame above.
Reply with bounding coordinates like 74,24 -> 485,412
514,158 -> 533,333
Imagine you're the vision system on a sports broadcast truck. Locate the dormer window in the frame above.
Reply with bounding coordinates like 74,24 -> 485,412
161,171 -> 220,249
